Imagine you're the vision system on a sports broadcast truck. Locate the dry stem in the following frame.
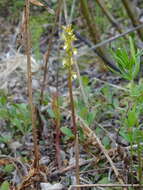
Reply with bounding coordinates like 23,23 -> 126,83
25,0 -> 40,169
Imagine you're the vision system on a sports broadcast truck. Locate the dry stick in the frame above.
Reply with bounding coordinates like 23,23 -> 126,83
25,0 -> 40,169
77,116 -> 127,190
68,184 -> 143,190
50,158 -> 94,177
82,23 -> 143,50
93,77 -> 129,92
96,0 -> 125,36
121,0 -> 143,41
40,0 -> 62,105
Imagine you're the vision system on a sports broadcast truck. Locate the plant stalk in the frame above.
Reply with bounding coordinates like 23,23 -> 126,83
67,58 -> 80,189
25,0 -> 40,169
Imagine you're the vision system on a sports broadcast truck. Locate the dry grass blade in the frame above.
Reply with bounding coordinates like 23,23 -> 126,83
74,58 -> 89,108
69,0 -> 76,23
63,0 -> 68,24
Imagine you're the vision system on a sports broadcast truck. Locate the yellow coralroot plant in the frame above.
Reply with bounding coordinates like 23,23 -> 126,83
62,25 -> 80,188
62,25 -> 77,135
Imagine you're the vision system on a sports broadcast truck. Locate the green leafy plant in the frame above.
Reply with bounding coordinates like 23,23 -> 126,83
113,36 -> 143,81
3,164 -> 14,174
112,37 -> 143,183
75,98 -> 97,125
9,103 -> 31,134
61,126 -> 74,141
0,135 -> 12,144
0,94 -> 31,135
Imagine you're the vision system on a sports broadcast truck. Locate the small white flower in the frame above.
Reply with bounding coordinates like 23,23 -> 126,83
69,31 -> 72,35
72,73 -> 77,79
73,49 -> 77,55
63,45 -> 67,50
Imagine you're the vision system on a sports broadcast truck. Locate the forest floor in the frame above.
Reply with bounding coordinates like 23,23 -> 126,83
0,12 -> 142,190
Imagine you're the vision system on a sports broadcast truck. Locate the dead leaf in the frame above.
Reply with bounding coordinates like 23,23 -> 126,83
30,0 -> 44,7
29,0 -> 55,14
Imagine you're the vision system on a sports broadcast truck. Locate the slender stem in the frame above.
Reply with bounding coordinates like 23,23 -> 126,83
63,25 -> 80,190
75,133 -> 80,190
67,58 -> 80,189
67,59 -> 77,135
25,0 -> 40,169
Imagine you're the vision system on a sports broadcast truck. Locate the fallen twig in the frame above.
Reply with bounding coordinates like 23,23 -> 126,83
75,23 -> 143,55
50,159 -> 94,177
68,183 -> 143,190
